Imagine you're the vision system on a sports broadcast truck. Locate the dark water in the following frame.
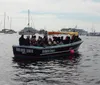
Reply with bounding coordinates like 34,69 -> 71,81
0,34 -> 100,85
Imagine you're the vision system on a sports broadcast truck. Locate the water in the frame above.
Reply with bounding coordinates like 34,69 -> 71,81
0,34 -> 100,85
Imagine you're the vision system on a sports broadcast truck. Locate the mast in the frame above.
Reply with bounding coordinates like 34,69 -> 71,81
4,12 -> 6,30
28,9 -> 30,27
10,17 -> 12,29
91,23 -> 95,33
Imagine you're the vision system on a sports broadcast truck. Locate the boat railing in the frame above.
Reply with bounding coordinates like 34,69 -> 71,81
13,40 -> 83,50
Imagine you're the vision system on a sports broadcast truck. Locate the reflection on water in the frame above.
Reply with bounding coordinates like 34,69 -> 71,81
12,53 -> 81,85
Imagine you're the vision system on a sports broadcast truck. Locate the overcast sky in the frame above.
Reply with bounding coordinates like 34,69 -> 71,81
0,0 -> 100,32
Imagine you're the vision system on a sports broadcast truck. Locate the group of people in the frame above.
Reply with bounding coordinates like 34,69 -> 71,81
19,34 -> 81,46
19,35 -> 48,46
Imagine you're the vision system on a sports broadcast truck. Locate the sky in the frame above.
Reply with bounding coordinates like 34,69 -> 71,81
0,0 -> 100,32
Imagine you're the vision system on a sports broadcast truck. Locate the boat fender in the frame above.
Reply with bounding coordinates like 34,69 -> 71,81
70,49 -> 74,54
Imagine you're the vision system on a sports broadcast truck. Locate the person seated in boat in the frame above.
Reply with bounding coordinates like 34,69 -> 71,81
42,35 -> 49,46
53,36 -> 58,44
37,36 -> 44,46
59,36 -> 64,44
71,34 -> 75,43
48,38 -> 53,46
19,35 -> 26,45
75,35 -> 81,41
52,36 -> 56,42
78,35 -> 81,41
71,34 -> 81,42
63,36 -> 70,44
56,37 -> 61,44
67,36 -> 71,43
30,35 -> 37,46
25,36 -> 30,46
52,36 -> 57,45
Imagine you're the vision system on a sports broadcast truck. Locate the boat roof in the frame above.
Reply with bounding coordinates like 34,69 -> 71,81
48,31 -> 78,36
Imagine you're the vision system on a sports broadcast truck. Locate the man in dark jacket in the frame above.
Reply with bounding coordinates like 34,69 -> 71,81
19,35 -> 26,45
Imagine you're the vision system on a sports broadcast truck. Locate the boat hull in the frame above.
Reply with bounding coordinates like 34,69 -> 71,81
12,41 -> 83,60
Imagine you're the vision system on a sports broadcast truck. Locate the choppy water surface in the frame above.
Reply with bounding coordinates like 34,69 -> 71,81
0,34 -> 100,85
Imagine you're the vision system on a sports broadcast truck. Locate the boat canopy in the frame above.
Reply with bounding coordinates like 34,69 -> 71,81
48,32 -> 61,35
48,31 -> 78,36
